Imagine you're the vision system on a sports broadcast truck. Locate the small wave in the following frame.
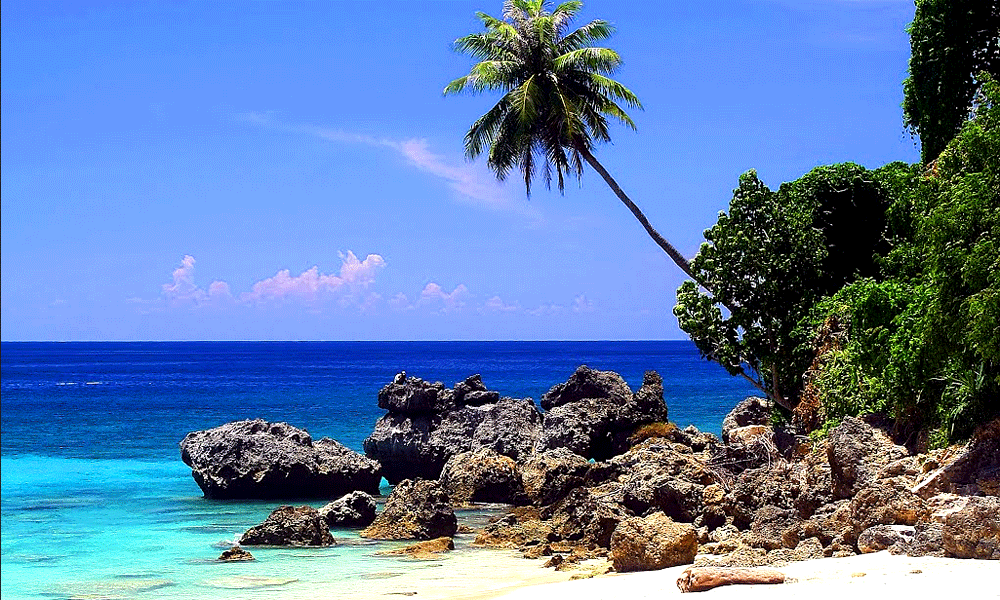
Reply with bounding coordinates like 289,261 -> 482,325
84,381 -> 104,385
211,535 -> 243,549
55,382 -> 78,386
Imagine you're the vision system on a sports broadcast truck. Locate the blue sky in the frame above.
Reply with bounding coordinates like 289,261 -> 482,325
2,0 -> 921,341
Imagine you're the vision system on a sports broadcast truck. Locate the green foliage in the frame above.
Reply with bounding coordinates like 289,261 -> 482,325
444,0 -> 641,194
902,0 -> 1000,163
674,164 -> 895,409
810,76 -> 1000,441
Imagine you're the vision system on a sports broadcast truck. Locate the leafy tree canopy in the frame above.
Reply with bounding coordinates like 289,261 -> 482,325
673,163 -> 896,410
811,76 -> 1000,443
903,0 -> 999,163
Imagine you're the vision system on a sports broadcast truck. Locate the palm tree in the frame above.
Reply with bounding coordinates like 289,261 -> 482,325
444,0 -> 700,283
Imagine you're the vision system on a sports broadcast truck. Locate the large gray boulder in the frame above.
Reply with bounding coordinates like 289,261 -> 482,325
541,365 -> 634,410
239,505 -> 335,547
180,420 -> 381,499
534,368 -> 669,460
439,448 -> 525,505
377,372 -> 455,414
827,417 -> 908,499
360,479 -> 457,540
319,491 -> 377,528
364,373 -> 542,484
588,438 -> 712,522
540,486 -> 633,548
721,397 -> 771,442
520,448 -> 591,507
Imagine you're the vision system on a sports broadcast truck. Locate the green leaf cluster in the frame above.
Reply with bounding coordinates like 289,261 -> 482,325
674,163 -> 895,410
682,77 -> 999,443
813,77 -> 1000,442
444,0 -> 642,194
902,0 -> 999,163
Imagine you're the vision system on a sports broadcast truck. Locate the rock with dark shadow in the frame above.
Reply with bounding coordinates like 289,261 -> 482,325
519,448 -> 591,507
439,448 -> 525,505
180,419 -> 382,499
364,373 -> 542,484
217,546 -> 255,561
318,491 -> 377,528
239,505 -> 335,547
360,479 -> 458,540
721,397 -> 772,443
534,368 -> 669,461
827,417 -> 908,499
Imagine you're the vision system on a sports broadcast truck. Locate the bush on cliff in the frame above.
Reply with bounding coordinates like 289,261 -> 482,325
806,76 -> 1000,443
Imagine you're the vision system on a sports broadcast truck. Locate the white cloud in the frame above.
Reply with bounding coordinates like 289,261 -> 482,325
161,255 -> 232,306
237,112 -> 539,217
155,252 -> 384,310
241,251 -> 385,305
419,282 -> 469,313
483,295 -> 518,313
572,294 -> 594,313
526,303 -> 566,317
389,292 -> 411,311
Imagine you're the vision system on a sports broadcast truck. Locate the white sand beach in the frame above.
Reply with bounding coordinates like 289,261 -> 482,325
358,552 -> 999,600
478,553 -> 1000,600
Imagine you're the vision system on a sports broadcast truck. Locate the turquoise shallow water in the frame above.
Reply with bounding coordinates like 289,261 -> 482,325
1,341 -> 756,599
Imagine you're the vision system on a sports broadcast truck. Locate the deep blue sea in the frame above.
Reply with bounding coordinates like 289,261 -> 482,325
1,341 -> 755,600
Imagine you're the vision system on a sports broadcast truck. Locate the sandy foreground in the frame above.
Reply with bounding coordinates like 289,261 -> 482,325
364,552 -> 999,600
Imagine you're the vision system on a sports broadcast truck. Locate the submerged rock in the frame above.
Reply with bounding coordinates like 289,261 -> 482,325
319,491 -> 377,528
217,546 -> 255,562
239,505 -> 335,547
180,419 -> 381,499
360,479 -> 457,541
375,537 -> 455,559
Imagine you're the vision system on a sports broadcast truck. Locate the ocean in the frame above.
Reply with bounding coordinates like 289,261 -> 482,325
1,341 -> 756,600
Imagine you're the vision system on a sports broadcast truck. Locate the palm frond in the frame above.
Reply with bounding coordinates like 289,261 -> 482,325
464,95 -> 514,158
554,47 -> 623,76
557,19 -> 615,52
552,1 -> 584,35
588,73 -> 642,110
448,0 -> 639,196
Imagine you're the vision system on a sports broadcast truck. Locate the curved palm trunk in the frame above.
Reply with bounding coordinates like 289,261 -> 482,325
577,147 -> 796,410
577,146 -> 706,288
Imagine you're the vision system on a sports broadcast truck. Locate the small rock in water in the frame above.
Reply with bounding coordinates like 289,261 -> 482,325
217,546 -> 254,562
375,537 -> 455,559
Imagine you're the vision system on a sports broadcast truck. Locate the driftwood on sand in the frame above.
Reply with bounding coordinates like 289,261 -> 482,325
677,567 -> 786,593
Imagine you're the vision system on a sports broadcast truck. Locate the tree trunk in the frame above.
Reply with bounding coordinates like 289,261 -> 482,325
677,567 -> 786,593
577,145 -> 706,287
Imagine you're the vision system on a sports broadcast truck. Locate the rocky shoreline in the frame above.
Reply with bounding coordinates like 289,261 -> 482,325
179,367 -> 999,573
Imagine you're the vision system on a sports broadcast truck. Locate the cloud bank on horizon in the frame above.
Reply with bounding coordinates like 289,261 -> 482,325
150,254 -> 589,319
